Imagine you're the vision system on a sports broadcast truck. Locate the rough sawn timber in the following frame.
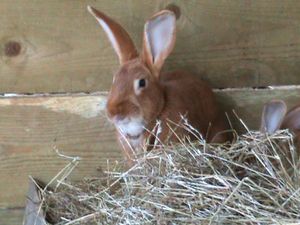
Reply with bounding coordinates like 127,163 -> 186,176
1,87 -> 300,211
1,0 -> 300,93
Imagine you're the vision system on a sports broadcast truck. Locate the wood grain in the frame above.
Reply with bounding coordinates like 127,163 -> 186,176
0,209 -> 24,225
1,1 -> 300,223
1,0 -> 300,93
0,93 -> 121,209
216,86 -> 300,132
1,88 -> 300,209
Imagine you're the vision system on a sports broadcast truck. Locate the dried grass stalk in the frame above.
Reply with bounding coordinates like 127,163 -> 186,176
42,129 -> 300,225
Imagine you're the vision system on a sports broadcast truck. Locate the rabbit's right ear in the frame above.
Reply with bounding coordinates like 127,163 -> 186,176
142,10 -> 176,76
260,100 -> 287,134
87,6 -> 138,65
23,179 -> 46,225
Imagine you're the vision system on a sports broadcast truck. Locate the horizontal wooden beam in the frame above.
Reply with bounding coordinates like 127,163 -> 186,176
0,209 -> 24,225
1,87 -> 300,209
216,86 -> 300,132
0,93 -> 121,208
1,0 -> 300,93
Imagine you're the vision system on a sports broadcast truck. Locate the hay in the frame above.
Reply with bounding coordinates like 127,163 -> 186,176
42,129 -> 300,225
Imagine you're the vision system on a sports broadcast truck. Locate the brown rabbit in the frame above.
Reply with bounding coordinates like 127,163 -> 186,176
88,6 -> 230,164
235,100 -> 295,179
260,100 -> 300,168
260,99 -> 300,140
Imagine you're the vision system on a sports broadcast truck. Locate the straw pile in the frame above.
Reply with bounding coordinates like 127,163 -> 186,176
42,128 -> 300,225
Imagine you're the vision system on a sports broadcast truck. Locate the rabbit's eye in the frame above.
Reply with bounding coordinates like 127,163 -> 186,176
138,79 -> 146,88
134,78 -> 147,95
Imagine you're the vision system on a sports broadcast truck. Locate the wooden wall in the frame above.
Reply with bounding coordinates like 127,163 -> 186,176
1,1 -> 300,224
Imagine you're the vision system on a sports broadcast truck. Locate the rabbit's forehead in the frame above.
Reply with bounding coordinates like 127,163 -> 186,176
115,60 -> 150,79
110,65 -> 143,95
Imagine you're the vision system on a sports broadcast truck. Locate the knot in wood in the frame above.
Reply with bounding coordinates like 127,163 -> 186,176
4,41 -> 21,57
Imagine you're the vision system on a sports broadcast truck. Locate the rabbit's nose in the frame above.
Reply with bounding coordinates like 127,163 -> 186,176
106,100 -> 121,117
106,103 -> 126,122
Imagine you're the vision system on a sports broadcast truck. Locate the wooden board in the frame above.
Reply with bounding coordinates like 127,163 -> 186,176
1,0 -> 300,93
1,88 -> 300,209
216,86 -> 300,132
0,209 -> 24,225
0,93 -> 121,209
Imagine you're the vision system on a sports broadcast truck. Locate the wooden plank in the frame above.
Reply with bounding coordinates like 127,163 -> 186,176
0,209 -> 24,225
1,1 -> 300,93
0,87 -> 300,209
0,93 -> 121,209
216,86 -> 300,132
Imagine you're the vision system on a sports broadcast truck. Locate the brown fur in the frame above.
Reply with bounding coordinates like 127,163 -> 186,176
281,103 -> 300,156
88,6 -> 231,165
161,70 -> 228,141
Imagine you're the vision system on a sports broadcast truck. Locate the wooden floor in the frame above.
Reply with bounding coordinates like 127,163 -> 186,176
1,0 -> 300,223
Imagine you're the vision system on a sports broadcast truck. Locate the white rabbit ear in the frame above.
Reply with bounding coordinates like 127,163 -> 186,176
142,10 -> 176,76
260,100 -> 287,134
282,105 -> 300,131
87,6 -> 138,65
23,179 -> 47,225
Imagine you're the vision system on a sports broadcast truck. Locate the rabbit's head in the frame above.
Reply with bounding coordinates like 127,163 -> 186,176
259,100 -> 300,171
88,6 -> 176,139
260,99 -> 300,137
281,104 -> 300,150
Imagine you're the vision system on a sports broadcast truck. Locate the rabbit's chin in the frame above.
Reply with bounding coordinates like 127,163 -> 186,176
115,116 -> 146,148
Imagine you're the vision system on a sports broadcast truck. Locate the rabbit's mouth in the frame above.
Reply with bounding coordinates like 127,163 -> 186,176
126,133 -> 141,140
115,116 -> 146,141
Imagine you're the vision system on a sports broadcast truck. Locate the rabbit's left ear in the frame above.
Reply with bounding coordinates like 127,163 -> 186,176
87,6 -> 138,65
23,179 -> 47,225
142,10 -> 176,76
260,100 -> 287,134
282,105 -> 300,131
